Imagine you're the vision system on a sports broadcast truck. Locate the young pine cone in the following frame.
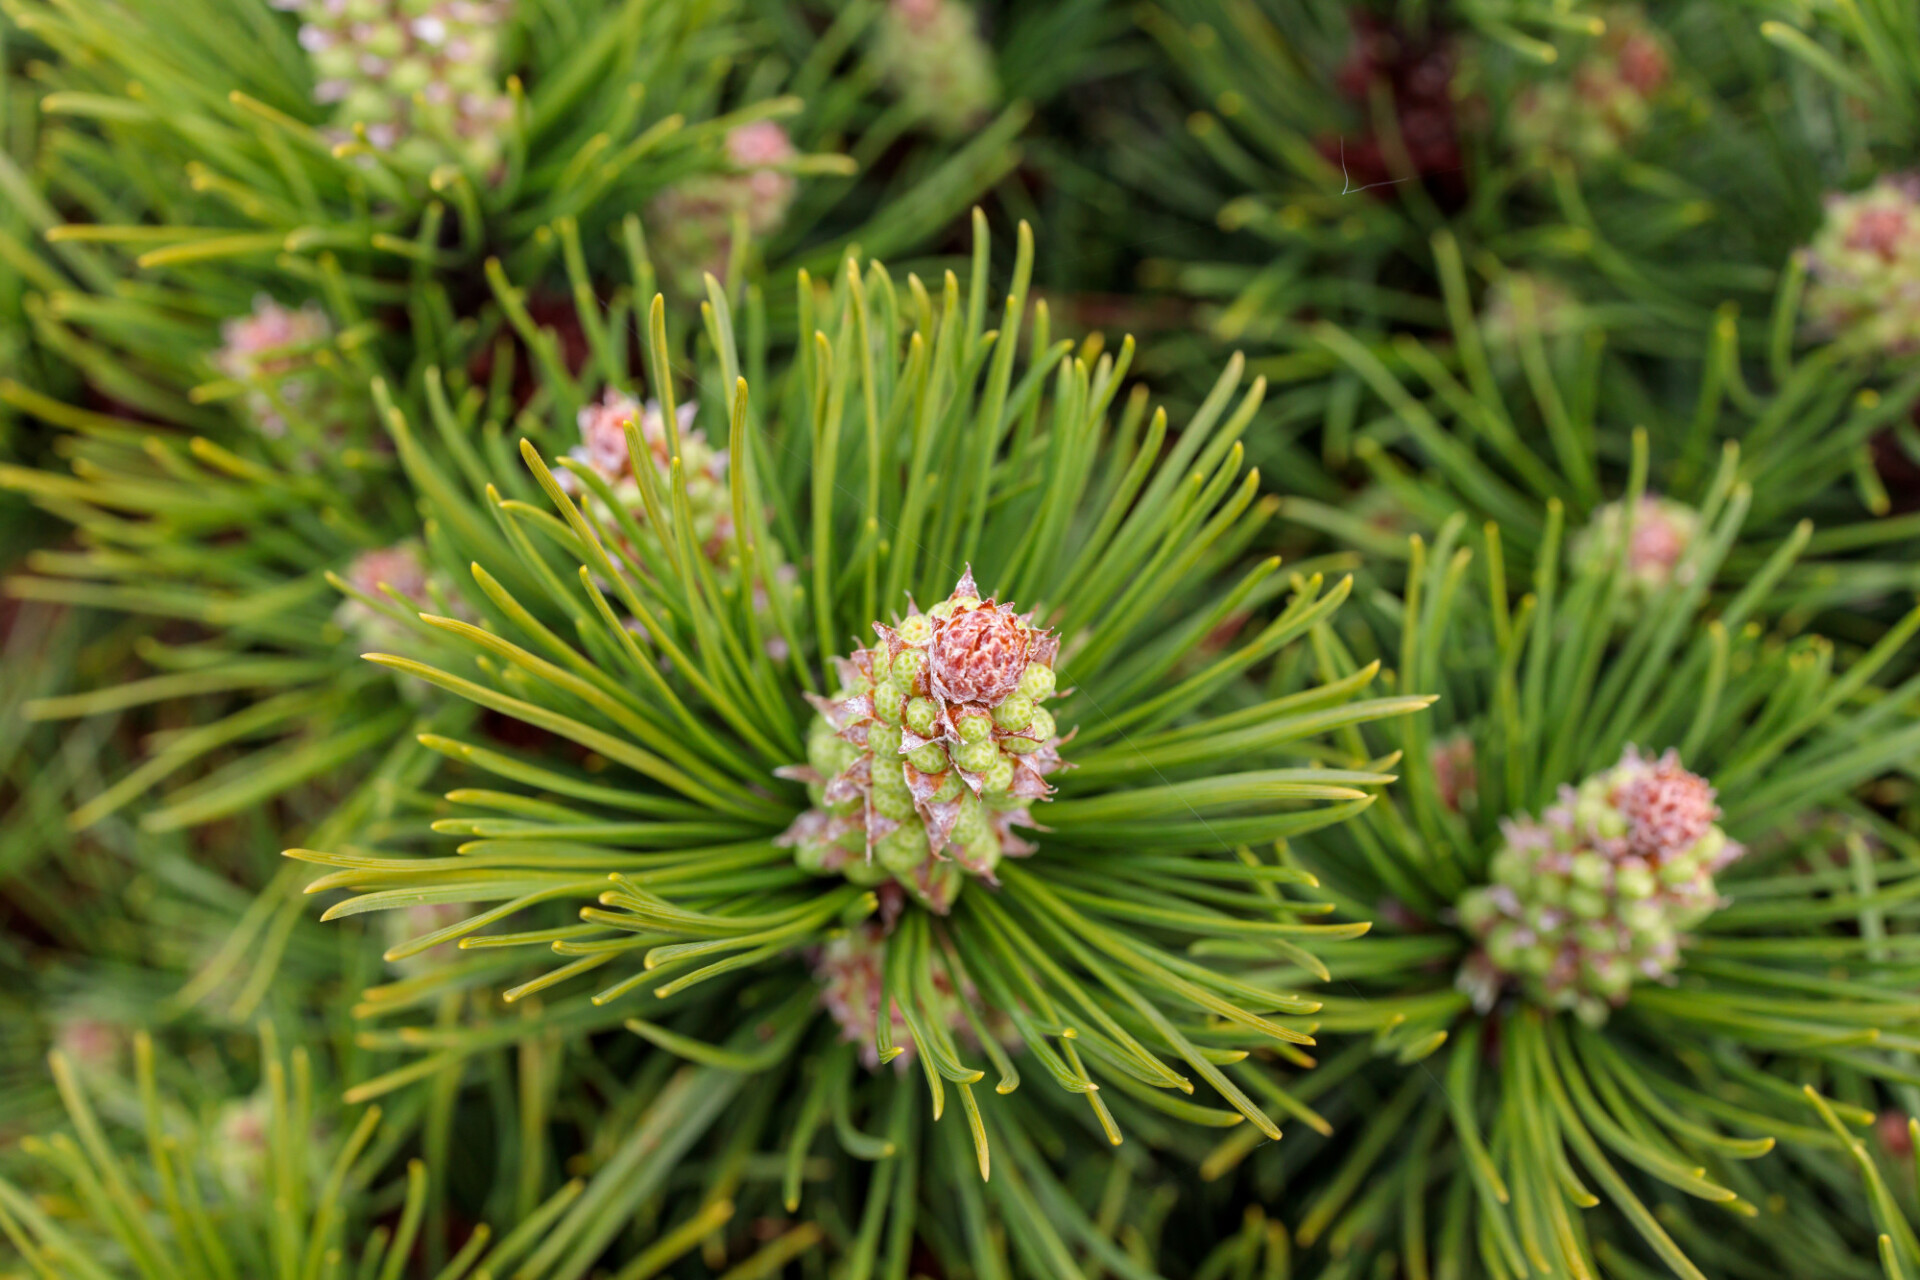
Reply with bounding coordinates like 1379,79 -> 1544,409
778,569 -> 1068,912
1457,746 -> 1741,1025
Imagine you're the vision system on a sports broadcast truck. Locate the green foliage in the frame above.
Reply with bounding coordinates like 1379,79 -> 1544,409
0,0 -> 1046,847
1290,229 -> 1920,634
0,1022 -> 601,1278
1215,495 -> 1920,1277
288,224 -> 1424,1275
3,0 -> 1920,1275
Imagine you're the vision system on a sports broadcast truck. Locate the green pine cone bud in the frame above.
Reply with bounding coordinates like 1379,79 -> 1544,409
1615,863 -> 1656,899
877,823 -> 931,875
1484,922 -> 1523,971
991,692 -> 1034,732
1803,176 -> 1920,354
1569,851 -> 1608,891
871,788 -> 915,824
1567,887 -> 1608,920
287,0 -> 514,172
874,0 -> 1000,138
1568,495 -> 1702,623
953,739 -> 1000,775
808,719 -> 854,777
872,680 -> 907,725
314,47 -> 359,80
1456,747 -> 1741,1023
780,568 -> 1066,911
905,696 -> 940,735
1018,662 -> 1055,700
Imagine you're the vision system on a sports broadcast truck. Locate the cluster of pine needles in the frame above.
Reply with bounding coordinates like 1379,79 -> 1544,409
4,1 -> 1920,1277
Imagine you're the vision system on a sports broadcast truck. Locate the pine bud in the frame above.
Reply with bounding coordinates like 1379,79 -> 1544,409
1477,273 -> 1580,366
212,295 -> 333,438
52,1017 -> 125,1082
778,569 -> 1068,911
1456,746 -> 1742,1025
211,1093 -> 274,1198
874,0 -> 1000,137
1507,8 -> 1670,165
561,389 -> 794,651
1801,174 -> 1920,354
560,392 -> 725,538
1428,731 -> 1477,813
334,540 -> 435,653
812,920 -> 969,1069
277,0 -> 513,172
646,122 -> 800,295
1569,494 -> 1701,616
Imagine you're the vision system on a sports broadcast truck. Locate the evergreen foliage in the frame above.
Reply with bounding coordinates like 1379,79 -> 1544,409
4,1 -> 1920,1276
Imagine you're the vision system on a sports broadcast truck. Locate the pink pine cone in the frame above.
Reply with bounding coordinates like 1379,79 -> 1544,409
1801,174 -> 1920,352
779,569 -> 1067,911
1456,745 -> 1742,1024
